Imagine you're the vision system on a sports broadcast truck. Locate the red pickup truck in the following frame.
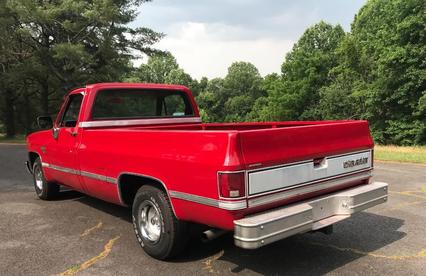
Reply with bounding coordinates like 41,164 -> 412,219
26,83 -> 388,260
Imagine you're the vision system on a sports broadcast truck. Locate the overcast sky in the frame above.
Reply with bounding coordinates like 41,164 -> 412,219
132,0 -> 366,79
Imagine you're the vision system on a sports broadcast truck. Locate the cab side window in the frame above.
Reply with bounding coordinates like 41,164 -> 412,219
61,94 -> 83,127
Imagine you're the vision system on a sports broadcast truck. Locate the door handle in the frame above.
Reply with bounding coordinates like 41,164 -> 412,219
71,131 -> 77,137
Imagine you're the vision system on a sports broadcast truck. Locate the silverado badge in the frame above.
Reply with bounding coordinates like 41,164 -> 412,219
343,157 -> 368,168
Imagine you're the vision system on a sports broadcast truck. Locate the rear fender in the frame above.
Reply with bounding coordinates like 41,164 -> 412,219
117,172 -> 177,217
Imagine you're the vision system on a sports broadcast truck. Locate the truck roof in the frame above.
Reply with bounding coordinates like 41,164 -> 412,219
85,82 -> 189,91
67,83 -> 191,96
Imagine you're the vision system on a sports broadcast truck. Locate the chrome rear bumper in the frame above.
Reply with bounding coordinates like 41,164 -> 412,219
234,182 -> 388,249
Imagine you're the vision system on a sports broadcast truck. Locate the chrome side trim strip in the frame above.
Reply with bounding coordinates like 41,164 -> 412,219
43,162 -> 117,184
80,170 -> 105,181
79,117 -> 202,128
247,171 -> 371,208
80,170 -> 117,183
169,190 -> 247,211
105,177 -> 117,184
44,163 -> 79,175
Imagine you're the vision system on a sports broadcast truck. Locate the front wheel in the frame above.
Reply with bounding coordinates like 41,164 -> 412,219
32,158 -> 59,200
132,185 -> 189,260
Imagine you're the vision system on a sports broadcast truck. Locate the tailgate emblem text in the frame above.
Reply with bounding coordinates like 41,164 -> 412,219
343,157 -> 368,168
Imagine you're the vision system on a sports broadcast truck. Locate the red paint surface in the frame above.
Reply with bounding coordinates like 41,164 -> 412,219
27,83 -> 374,230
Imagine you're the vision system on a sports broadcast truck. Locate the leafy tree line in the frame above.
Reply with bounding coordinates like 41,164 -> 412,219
196,0 -> 424,145
1,0 -> 425,145
0,0 -> 162,137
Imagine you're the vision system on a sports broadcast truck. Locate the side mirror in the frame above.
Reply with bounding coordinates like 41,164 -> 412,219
37,116 -> 53,129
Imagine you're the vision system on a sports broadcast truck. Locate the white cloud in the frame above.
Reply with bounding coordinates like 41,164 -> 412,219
145,22 -> 294,79
132,1 -> 367,79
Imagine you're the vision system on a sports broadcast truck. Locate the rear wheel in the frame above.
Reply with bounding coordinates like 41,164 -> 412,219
33,158 -> 59,200
132,185 -> 189,260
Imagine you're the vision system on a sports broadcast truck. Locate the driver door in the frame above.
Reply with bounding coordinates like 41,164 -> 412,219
48,92 -> 85,191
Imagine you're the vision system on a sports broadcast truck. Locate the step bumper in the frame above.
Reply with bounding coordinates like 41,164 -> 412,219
234,182 -> 388,249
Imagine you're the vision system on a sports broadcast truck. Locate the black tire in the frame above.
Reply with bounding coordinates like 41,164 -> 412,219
132,185 -> 189,260
32,157 -> 59,200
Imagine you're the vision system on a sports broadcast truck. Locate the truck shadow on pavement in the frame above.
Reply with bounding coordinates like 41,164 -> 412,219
69,193 -> 405,275
186,212 -> 405,275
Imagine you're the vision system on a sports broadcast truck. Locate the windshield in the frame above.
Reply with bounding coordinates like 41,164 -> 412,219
91,89 -> 194,120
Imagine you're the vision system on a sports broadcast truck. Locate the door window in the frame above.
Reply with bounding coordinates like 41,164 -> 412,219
60,94 -> 83,127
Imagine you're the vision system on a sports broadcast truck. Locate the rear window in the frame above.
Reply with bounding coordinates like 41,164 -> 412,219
91,89 -> 194,120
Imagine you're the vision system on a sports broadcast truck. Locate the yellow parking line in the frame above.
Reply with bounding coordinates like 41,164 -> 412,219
310,242 -> 426,260
202,250 -> 224,274
59,236 -> 120,276
80,222 -> 103,237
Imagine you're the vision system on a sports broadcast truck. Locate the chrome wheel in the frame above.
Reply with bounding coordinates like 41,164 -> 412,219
34,165 -> 43,191
139,200 -> 162,243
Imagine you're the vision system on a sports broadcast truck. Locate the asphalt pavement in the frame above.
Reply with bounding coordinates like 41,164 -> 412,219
0,144 -> 425,275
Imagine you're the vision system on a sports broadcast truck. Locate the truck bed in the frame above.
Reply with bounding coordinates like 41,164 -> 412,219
82,119 -> 373,221
127,120 -> 373,167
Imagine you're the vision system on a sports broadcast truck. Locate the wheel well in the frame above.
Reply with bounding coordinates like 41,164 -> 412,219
29,152 -> 40,167
118,174 -> 168,207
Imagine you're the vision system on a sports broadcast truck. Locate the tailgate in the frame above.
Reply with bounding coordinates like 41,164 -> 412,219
238,121 -> 374,196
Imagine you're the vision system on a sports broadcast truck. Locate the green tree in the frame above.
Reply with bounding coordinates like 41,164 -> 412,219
1,0 -> 162,136
197,62 -> 265,122
196,78 -> 226,122
135,52 -> 179,83
0,2 -> 34,136
315,34 -> 371,121
222,62 -> 265,121
248,73 -> 282,121
319,0 -> 426,144
352,0 -> 425,144
130,52 -> 202,96
260,21 -> 346,121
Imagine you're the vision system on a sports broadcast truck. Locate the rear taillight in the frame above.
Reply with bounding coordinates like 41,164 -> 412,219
218,171 -> 245,198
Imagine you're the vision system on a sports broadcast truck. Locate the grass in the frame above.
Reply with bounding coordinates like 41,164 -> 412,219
0,134 -> 26,144
375,145 -> 426,164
